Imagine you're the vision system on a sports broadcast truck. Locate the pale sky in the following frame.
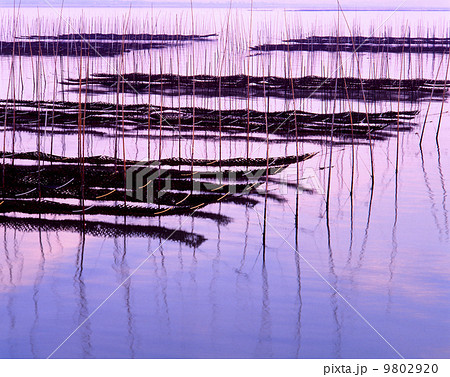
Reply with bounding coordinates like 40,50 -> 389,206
3,0 -> 450,9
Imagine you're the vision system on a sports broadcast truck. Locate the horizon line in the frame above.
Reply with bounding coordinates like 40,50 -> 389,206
1,6 -> 450,11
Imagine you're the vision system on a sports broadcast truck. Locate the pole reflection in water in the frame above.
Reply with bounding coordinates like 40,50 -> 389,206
294,193 -> 302,358
30,224 -> 46,358
255,261 -> 272,358
436,146 -> 449,240
74,230 -> 92,358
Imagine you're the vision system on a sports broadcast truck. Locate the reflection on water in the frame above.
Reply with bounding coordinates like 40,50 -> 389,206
436,147 -> 449,241
74,232 -> 92,358
0,173 -> 449,358
255,262 -> 272,358
0,8 -> 450,359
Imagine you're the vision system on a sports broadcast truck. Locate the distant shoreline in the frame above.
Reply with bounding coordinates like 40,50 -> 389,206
1,6 -> 450,11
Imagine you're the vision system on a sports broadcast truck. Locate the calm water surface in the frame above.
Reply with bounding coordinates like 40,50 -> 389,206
0,8 -> 449,358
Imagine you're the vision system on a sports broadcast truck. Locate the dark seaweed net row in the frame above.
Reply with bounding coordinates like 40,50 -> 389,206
0,33 -> 217,56
0,100 -> 418,144
61,73 -> 448,102
24,32 -> 218,41
0,153 -> 314,241
251,35 -> 450,54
